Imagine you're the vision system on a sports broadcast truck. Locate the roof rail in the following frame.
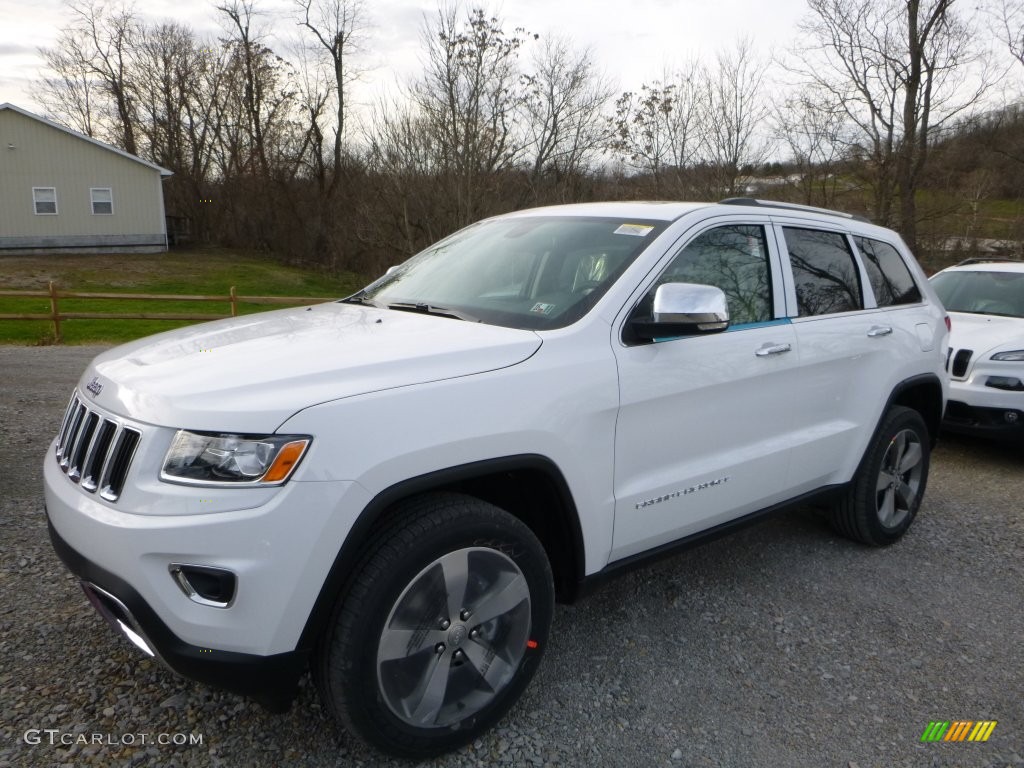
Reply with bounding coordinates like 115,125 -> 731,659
719,197 -> 871,223
954,257 -> 1024,267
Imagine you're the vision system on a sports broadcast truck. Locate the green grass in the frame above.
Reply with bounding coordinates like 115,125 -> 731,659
916,192 -> 1024,238
0,248 -> 365,345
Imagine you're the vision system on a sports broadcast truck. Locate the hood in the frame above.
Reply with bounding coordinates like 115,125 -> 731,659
947,312 -> 1024,356
80,302 -> 542,431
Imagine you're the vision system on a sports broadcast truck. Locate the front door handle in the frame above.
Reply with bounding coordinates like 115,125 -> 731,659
755,342 -> 792,357
867,325 -> 893,337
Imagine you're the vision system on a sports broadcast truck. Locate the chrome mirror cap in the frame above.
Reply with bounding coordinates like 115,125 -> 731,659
653,283 -> 729,331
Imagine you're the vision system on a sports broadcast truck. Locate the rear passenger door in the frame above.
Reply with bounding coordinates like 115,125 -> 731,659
776,223 -> 904,493
854,234 -> 943,357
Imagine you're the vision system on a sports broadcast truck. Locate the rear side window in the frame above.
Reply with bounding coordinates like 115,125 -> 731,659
854,237 -> 921,307
783,227 -> 863,316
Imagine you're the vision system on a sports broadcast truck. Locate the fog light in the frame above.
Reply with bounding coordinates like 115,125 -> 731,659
986,376 -> 1024,391
1005,411 -> 1020,424
170,564 -> 237,608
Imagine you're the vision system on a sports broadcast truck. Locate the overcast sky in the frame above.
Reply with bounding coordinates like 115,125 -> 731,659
0,0 -> 812,119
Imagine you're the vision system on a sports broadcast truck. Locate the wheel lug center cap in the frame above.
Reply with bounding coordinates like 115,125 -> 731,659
447,623 -> 468,647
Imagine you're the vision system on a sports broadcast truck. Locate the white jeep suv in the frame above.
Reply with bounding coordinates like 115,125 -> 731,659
930,258 -> 1024,440
44,199 -> 949,758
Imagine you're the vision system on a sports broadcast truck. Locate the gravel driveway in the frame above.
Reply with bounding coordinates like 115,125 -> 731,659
1,345 -> 1021,768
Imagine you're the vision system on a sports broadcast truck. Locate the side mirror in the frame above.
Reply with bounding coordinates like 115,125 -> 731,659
630,283 -> 730,341
385,265 -> 400,276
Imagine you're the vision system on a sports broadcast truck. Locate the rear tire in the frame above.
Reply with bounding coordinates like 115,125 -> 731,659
831,405 -> 930,546
315,492 -> 554,759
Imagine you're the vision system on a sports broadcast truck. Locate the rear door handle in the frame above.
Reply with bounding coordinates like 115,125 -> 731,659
755,342 -> 792,357
867,326 -> 893,337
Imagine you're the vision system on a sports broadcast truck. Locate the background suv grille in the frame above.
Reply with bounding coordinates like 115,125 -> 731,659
950,348 -> 973,378
55,395 -> 140,502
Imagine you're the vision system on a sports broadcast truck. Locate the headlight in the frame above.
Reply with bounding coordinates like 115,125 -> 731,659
161,431 -> 311,486
991,349 -> 1024,362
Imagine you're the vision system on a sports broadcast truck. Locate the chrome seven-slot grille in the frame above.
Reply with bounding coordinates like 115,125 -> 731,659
55,394 -> 141,502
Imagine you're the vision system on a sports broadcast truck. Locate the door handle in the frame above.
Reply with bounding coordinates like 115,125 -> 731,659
755,342 -> 792,357
867,326 -> 893,337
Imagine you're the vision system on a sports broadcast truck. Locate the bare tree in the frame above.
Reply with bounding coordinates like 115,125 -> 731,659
288,38 -> 334,185
610,62 -> 708,195
521,36 -> 614,199
990,0 -> 1024,67
36,1 -> 141,152
129,25 -> 241,236
71,0 -> 140,154
131,23 -> 195,169
295,0 -> 367,195
411,5 -> 530,225
35,41 -> 99,137
217,0 -> 296,179
790,0 -> 988,251
703,38 -> 773,197
366,99 -> 445,255
773,85 -> 850,206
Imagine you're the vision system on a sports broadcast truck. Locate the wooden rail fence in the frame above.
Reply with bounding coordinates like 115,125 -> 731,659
0,281 -> 336,342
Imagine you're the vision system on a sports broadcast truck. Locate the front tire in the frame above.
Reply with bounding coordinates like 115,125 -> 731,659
831,405 -> 930,546
316,492 -> 554,759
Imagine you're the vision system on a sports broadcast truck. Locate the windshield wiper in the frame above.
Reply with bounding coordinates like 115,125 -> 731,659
386,302 -> 477,322
339,291 -> 382,307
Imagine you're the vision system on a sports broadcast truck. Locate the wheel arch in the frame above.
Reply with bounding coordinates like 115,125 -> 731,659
843,373 -> 944,495
297,454 -> 585,652
887,373 -> 945,447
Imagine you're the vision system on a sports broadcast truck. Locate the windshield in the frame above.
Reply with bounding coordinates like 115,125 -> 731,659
356,216 -> 668,330
931,270 -> 1024,318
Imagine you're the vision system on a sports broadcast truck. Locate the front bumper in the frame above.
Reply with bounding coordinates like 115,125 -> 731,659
942,399 -> 1024,440
943,370 -> 1023,439
944,351 -> 1024,440
47,519 -> 307,711
43,421 -> 372,708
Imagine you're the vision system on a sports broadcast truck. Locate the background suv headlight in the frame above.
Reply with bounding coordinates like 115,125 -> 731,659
991,349 -> 1024,362
161,431 -> 311,486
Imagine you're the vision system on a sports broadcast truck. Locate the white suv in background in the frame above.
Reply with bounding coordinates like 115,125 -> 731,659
930,258 -> 1024,440
44,199 -> 948,758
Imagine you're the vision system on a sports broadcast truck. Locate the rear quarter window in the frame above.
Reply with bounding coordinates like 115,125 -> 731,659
855,237 -> 922,307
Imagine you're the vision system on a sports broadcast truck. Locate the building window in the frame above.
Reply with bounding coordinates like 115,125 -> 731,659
91,187 -> 113,215
33,187 -> 57,215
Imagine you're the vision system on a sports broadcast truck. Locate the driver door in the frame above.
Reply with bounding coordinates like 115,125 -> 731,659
610,221 -> 802,561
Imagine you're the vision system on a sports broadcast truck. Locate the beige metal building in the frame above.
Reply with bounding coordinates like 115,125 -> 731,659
0,103 -> 172,254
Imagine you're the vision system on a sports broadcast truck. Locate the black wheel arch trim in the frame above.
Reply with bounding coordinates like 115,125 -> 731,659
880,373 -> 945,448
296,453 -> 586,652
838,372 -> 943,507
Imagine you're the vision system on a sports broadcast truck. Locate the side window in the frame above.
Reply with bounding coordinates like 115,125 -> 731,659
33,187 -> 57,215
783,227 -> 863,316
855,236 -> 921,307
640,224 -> 773,326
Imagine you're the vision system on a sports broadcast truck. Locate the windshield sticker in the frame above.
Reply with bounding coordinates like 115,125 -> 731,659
614,223 -> 655,237
529,302 -> 556,315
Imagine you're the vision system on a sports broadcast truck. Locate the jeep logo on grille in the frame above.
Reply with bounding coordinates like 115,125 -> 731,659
85,377 -> 103,397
